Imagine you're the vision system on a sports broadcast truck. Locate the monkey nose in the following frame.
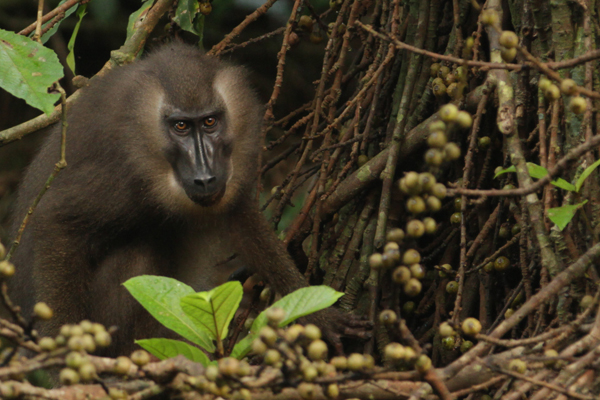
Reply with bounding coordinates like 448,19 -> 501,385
194,174 -> 217,192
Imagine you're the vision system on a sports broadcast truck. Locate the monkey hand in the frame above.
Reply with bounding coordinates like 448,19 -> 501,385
302,307 -> 372,354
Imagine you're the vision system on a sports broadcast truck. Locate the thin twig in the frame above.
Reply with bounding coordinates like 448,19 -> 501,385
18,0 -> 82,36
450,134 -> 600,197
208,0 -> 280,56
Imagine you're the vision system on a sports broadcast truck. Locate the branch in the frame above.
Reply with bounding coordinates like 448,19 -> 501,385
18,0 -> 83,36
1,0 -> 176,147
449,134 -> 600,197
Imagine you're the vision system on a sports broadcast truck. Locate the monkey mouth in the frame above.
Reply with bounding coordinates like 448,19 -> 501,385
186,188 -> 226,207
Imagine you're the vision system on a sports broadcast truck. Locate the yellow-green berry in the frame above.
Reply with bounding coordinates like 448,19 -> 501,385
392,266 -> 411,284
439,322 -> 454,338
570,96 -> 587,114
402,249 -> 421,265
494,256 -> 510,271
455,111 -> 472,129
446,281 -> 459,294
384,342 -> 406,361
460,340 -> 473,353
379,309 -> 398,325
461,317 -> 482,336
304,324 -> 321,340
481,10 -> 498,25
439,104 -> 459,122
59,368 -> 80,385
131,350 -> 151,366
415,355 -> 432,372
501,47 -> 517,62
508,359 -> 527,373
403,278 -> 422,297
33,302 -> 53,320
499,31 -> 519,48
308,339 -> 328,361
39,337 -> 57,352
386,228 -> 405,243
114,356 -> 133,375
545,84 -> 561,100
560,78 -> 578,95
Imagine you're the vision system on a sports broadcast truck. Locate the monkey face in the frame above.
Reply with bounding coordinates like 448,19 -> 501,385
163,110 -> 233,207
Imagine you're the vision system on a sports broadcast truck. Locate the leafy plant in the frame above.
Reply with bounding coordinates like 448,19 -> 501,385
494,162 -> 575,191
495,161 -> 600,230
65,4 -> 87,74
0,29 -> 63,115
124,276 -> 343,365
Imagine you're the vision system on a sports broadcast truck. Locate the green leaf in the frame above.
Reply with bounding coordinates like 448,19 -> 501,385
251,286 -> 344,334
548,178 -> 576,192
524,162 -> 549,180
525,163 -> 575,191
231,286 -> 344,360
494,165 -> 516,178
230,333 -> 256,360
123,276 -> 215,352
0,30 -> 63,115
181,281 -> 243,343
193,14 -> 205,49
126,0 -> 154,42
174,0 -> 200,35
136,338 -> 210,365
548,200 -> 588,231
494,163 -> 575,191
66,4 -> 87,74
575,159 -> 600,193
38,0 -> 79,44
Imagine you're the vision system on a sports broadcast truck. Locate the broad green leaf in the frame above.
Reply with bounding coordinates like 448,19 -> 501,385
231,286 -> 344,360
230,332 -> 256,360
181,281 -> 243,343
66,4 -> 87,74
575,159 -> 600,193
136,338 -> 210,365
251,286 -> 344,334
493,165 -> 516,178
494,163 -> 575,191
548,178 -> 576,192
38,0 -> 79,44
525,163 -> 575,191
0,30 -> 62,115
174,0 -> 200,35
126,0 -> 154,41
230,286 -> 344,360
548,200 -> 588,231
524,163 -> 548,179
123,276 -> 214,352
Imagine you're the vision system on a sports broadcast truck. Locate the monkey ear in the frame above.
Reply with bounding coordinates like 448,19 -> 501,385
213,66 -> 262,122
216,65 -> 253,91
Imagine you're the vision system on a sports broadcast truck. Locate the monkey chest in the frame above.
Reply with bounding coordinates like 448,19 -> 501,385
172,229 -> 242,292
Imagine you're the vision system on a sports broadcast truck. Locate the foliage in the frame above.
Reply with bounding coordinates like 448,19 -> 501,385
65,4 -> 87,74
38,0 -> 80,44
125,276 -> 343,364
0,29 -> 63,115
495,161 -> 600,229
123,276 -> 215,352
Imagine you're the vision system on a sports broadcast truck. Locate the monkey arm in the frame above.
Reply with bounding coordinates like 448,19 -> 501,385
10,223 -> 90,336
229,202 -> 308,295
229,202 -> 371,353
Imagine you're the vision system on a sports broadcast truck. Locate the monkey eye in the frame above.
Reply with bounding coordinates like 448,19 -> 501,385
202,116 -> 218,129
173,121 -> 190,134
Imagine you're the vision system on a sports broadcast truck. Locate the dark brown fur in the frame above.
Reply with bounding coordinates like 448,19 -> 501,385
9,43 -> 316,355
